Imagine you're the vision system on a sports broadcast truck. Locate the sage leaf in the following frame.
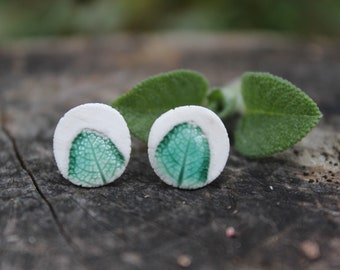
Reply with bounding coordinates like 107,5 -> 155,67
112,70 -> 209,142
155,122 -> 210,188
68,130 -> 125,186
235,72 -> 322,157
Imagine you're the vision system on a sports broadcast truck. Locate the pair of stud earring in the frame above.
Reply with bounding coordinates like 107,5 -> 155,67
53,103 -> 229,190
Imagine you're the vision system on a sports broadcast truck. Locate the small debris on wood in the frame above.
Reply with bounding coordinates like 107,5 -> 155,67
225,226 -> 237,238
204,191 -> 211,198
177,255 -> 192,268
28,236 -> 37,244
300,240 -> 321,260
121,252 -> 142,265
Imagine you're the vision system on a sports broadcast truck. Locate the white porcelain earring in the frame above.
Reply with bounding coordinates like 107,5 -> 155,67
53,103 -> 131,187
148,105 -> 230,189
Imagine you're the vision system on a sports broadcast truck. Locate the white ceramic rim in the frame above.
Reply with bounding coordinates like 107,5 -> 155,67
53,103 -> 131,187
148,105 -> 229,189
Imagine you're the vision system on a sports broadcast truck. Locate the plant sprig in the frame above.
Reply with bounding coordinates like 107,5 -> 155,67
112,70 -> 322,158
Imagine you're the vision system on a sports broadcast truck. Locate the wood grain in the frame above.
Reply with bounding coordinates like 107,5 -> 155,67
0,34 -> 339,270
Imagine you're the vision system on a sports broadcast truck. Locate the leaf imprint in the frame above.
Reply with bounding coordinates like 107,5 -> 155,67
68,130 -> 125,186
155,122 -> 210,188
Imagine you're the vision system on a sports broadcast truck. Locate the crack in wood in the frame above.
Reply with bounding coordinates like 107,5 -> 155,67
0,110 -> 82,259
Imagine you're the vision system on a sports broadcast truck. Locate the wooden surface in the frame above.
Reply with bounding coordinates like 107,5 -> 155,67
0,33 -> 339,270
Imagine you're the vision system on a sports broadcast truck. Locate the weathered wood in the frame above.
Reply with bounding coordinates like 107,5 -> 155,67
0,34 -> 339,270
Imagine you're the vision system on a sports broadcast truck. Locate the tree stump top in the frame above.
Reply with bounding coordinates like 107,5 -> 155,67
0,34 -> 339,270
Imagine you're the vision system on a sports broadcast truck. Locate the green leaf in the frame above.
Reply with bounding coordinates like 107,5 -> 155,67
155,122 -> 210,189
112,70 -> 209,142
68,130 -> 125,187
235,72 -> 322,157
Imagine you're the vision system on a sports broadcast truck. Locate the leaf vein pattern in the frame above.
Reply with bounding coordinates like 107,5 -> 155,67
155,122 -> 210,188
68,130 -> 125,186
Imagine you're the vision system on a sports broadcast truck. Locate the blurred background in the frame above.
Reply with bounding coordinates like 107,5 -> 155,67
0,0 -> 340,40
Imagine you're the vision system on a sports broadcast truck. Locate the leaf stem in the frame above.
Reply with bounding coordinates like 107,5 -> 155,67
207,78 -> 245,119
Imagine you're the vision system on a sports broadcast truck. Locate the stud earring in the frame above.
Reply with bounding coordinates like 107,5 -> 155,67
148,105 -> 229,190
53,103 -> 131,187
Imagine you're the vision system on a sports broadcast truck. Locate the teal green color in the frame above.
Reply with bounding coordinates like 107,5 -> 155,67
112,70 -> 209,142
155,122 -> 210,188
235,72 -> 322,157
68,130 -> 125,187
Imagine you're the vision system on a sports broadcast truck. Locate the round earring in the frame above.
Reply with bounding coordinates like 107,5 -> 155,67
53,103 -> 131,187
148,105 -> 229,190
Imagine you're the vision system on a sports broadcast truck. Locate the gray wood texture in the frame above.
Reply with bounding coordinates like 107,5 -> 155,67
0,34 -> 339,270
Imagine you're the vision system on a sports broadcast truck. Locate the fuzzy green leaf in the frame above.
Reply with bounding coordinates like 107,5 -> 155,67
68,130 -> 125,187
235,72 -> 322,157
155,123 -> 210,189
112,70 -> 209,142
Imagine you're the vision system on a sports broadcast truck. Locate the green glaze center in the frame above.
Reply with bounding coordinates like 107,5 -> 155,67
155,122 -> 210,188
68,129 -> 125,186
